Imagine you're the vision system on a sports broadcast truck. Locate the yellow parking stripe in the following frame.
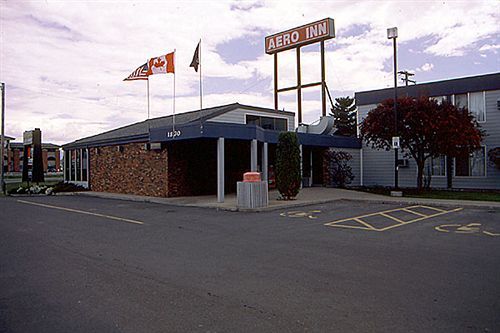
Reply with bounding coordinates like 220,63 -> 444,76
325,205 -> 463,232
401,208 -> 428,217
353,218 -> 377,230
328,205 -> 422,221
377,208 -> 463,231
16,200 -> 144,225
418,205 -> 447,213
379,212 -> 405,224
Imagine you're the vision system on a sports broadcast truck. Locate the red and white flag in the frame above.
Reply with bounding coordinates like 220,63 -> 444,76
147,52 -> 175,75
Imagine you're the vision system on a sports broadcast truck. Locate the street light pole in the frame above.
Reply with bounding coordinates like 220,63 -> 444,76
1,82 -> 5,195
387,27 -> 399,190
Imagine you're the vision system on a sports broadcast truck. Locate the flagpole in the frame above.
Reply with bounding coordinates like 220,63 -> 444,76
199,38 -> 202,111
173,49 -> 176,132
147,78 -> 150,120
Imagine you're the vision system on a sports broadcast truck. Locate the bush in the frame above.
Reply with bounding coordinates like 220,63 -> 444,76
325,150 -> 354,188
488,147 -> 500,169
7,184 -> 50,195
52,181 -> 87,193
8,186 -> 26,195
276,132 -> 301,200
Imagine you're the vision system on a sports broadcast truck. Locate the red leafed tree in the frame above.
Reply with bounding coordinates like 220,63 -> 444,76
360,96 -> 483,190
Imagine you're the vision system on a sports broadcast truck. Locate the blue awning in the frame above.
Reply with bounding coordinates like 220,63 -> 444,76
149,122 -> 361,149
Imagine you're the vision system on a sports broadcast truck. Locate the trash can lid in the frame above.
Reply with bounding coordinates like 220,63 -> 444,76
243,172 -> 261,182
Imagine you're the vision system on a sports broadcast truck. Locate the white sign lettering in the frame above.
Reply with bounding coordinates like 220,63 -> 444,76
167,130 -> 182,139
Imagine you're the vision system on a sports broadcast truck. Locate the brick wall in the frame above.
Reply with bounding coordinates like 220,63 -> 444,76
55,150 -> 61,171
89,142 -> 168,197
12,149 -> 20,172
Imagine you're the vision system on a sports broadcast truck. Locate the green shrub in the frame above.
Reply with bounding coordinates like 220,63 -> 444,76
488,147 -> 500,169
52,181 -> 87,193
325,150 -> 354,188
276,132 -> 301,200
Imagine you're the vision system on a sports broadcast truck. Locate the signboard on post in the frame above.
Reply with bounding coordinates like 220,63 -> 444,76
265,18 -> 335,54
392,136 -> 400,149
23,131 -> 33,145
265,18 -> 335,124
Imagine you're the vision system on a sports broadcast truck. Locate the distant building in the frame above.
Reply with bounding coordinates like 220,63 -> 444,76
6,141 -> 61,173
355,72 -> 500,190
1,135 -> 15,173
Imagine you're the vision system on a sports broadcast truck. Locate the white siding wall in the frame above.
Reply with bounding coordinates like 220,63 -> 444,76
208,107 -> 296,132
358,90 -> 500,190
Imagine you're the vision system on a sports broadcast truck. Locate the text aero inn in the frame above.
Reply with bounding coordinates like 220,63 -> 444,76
266,21 -> 330,53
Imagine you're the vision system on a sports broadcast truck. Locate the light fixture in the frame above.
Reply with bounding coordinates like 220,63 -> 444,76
387,27 -> 398,39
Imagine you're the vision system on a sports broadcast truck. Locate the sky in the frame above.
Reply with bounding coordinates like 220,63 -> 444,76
0,0 -> 499,145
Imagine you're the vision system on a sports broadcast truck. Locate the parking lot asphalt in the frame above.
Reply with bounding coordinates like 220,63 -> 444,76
1,196 -> 499,332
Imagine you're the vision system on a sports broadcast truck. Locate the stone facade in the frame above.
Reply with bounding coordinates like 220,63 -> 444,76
89,142 -> 168,197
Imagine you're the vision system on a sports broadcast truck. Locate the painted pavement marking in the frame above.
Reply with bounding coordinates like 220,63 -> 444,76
435,223 -> 499,237
324,205 -> 463,232
280,210 -> 322,219
17,199 -> 144,225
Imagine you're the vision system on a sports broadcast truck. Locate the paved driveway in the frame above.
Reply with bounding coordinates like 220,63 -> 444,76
1,196 -> 499,332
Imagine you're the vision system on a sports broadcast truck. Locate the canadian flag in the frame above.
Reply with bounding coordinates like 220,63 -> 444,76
147,52 -> 175,75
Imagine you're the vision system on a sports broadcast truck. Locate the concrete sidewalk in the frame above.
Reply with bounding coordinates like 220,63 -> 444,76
70,187 -> 500,211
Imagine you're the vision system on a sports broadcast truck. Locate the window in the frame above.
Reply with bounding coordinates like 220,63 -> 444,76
431,96 -> 447,104
63,150 -> 69,180
424,155 -> 446,176
245,115 -> 287,131
453,92 -> 485,122
70,150 -> 76,181
469,92 -> 485,122
455,147 -> 486,177
76,149 -> 81,181
454,94 -> 468,109
82,149 -> 88,181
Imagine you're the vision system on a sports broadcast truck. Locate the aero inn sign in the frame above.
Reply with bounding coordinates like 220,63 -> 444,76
265,18 -> 335,54
265,18 -> 335,124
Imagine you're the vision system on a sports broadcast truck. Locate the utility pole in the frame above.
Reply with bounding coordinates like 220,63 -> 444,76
398,70 -> 416,86
387,27 -> 399,192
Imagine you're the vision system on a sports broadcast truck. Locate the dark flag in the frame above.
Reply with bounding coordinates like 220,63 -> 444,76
190,42 -> 200,72
124,62 -> 149,81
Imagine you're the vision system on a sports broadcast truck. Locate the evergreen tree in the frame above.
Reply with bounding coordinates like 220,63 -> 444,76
276,132 -> 301,200
329,96 -> 357,137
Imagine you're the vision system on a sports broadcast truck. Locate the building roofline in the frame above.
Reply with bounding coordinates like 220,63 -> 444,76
355,72 -> 500,105
63,102 -> 295,148
9,142 -> 61,149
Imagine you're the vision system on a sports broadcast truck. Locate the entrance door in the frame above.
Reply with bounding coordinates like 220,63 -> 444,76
312,148 -> 324,185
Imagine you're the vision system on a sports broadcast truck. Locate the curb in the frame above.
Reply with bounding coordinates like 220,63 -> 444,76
62,191 -> 500,211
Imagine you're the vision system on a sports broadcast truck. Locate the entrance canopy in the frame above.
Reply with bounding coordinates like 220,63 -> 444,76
150,122 -> 361,149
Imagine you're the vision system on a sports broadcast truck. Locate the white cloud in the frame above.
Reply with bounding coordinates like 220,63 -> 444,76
0,1 -> 499,144
416,63 -> 434,72
479,44 -> 500,53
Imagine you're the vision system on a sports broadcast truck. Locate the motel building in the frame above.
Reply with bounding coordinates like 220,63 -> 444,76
62,72 -> 500,199
62,103 -> 361,202
356,72 -> 500,190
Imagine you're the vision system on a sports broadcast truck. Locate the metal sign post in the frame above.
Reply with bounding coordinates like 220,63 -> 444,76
265,18 -> 335,124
